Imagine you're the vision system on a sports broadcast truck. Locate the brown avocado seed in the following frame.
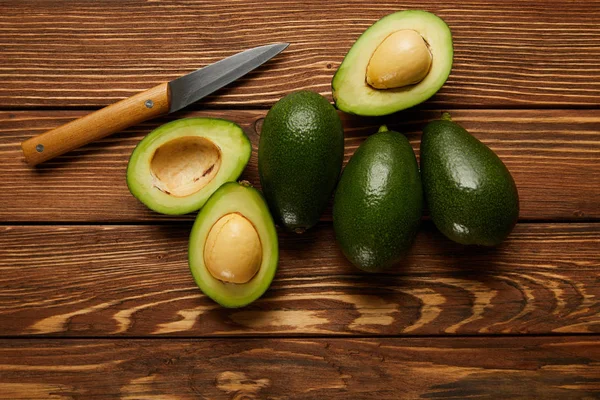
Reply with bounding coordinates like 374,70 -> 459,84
366,29 -> 432,89
204,213 -> 262,284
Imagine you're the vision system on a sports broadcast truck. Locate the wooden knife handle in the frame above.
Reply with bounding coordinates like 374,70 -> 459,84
21,82 -> 171,166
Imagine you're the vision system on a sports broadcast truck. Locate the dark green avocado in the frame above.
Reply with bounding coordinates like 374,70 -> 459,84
333,126 -> 423,271
258,91 -> 344,232
420,113 -> 519,246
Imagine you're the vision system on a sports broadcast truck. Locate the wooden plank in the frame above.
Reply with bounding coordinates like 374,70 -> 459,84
0,337 -> 597,398
1,0 -> 599,108
0,223 -> 597,336
1,109 -> 598,222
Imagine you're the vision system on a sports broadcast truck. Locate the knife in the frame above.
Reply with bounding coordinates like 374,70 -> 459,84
21,43 -> 289,166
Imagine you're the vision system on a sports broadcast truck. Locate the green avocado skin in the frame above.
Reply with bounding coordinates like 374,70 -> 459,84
333,129 -> 423,272
259,91 -> 344,232
420,118 -> 519,246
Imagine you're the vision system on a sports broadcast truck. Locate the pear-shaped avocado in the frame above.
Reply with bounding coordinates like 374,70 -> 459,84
420,114 -> 519,246
188,182 -> 278,308
332,10 -> 453,116
258,91 -> 344,232
333,126 -> 423,272
127,118 -> 251,215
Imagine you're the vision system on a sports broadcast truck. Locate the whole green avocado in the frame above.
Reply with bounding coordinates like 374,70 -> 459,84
258,91 -> 344,233
333,126 -> 423,272
420,113 -> 519,246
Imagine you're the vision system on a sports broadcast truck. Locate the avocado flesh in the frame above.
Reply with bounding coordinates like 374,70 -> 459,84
332,10 -> 453,116
258,91 -> 344,232
420,115 -> 519,246
189,182 -> 278,308
127,118 -> 251,215
333,127 -> 423,272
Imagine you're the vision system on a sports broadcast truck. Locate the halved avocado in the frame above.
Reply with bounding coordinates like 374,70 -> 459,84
332,10 -> 453,116
188,182 -> 278,308
127,118 -> 251,215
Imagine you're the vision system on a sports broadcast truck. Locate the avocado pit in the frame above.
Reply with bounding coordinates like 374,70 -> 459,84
366,29 -> 432,89
150,136 -> 221,198
204,213 -> 262,284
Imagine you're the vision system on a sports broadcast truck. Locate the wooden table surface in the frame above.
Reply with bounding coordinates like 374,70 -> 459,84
1,0 -> 599,398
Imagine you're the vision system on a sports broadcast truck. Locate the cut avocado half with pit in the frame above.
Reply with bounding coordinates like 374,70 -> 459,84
332,10 -> 453,116
188,182 -> 278,308
127,118 -> 251,215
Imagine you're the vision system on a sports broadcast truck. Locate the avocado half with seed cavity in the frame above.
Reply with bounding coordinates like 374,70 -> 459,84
332,10 -> 453,116
127,118 -> 251,215
189,182 -> 278,308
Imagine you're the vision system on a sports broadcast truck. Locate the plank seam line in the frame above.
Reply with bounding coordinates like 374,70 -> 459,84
0,219 -> 598,227
0,333 -> 598,340
0,105 -> 600,112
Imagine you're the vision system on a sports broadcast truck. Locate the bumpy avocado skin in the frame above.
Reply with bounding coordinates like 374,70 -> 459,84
188,182 -> 278,308
420,116 -> 519,246
258,91 -> 344,232
333,128 -> 423,272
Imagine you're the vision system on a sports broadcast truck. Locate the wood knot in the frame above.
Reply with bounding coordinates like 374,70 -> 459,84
254,118 -> 264,135
216,371 -> 270,399
232,392 -> 258,400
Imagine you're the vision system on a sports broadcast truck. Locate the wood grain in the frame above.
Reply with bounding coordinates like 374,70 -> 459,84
1,0 -> 598,395
0,223 -> 597,336
1,0 -> 599,108
1,109 -> 598,222
0,337 -> 597,399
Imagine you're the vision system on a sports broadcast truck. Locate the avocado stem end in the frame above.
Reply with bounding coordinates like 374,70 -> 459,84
441,112 -> 452,121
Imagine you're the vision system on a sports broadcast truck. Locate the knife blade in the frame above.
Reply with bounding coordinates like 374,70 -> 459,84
169,43 -> 288,113
21,43 -> 289,166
